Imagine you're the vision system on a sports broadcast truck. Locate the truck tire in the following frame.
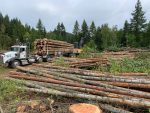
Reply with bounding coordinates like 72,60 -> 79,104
43,57 -> 51,62
10,60 -> 21,68
46,57 -> 51,62
37,57 -> 43,63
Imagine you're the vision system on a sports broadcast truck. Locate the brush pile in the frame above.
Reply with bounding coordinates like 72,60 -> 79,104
34,38 -> 74,56
7,64 -> 150,113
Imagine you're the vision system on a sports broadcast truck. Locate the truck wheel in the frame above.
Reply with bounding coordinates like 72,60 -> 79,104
11,60 -> 21,68
43,57 -> 51,62
37,57 -> 43,63
46,57 -> 51,62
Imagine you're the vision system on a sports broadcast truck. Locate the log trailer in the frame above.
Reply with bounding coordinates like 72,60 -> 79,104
0,39 -> 82,68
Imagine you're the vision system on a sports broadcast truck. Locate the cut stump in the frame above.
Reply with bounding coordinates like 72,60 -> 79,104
69,103 -> 102,113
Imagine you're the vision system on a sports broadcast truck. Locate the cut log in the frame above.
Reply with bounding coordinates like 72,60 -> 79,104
76,75 -> 150,84
31,81 -> 150,101
8,72 -> 150,99
99,81 -> 150,89
20,87 -> 150,108
117,73 -> 148,76
99,104 -> 133,113
33,69 -> 150,98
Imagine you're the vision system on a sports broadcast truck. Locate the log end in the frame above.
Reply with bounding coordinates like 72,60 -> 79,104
69,103 -> 102,113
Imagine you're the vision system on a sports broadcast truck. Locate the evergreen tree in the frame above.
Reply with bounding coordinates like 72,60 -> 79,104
81,20 -> 89,45
90,21 -> 96,39
43,27 -> 46,37
111,26 -> 118,47
130,0 -> 146,44
54,22 -> 66,40
73,20 -> 80,35
121,20 -> 129,47
73,20 -> 80,42
36,19 -> 45,38
56,22 -> 61,33
0,13 -> 3,26
60,22 -> 66,37
95,27 -> 102,50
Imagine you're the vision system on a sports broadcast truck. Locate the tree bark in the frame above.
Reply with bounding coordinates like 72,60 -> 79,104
8,73 -> 150,99
20,87 -> 150,108
99,103 -> 133,113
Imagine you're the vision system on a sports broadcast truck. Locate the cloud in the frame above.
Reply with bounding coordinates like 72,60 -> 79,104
0,0 -> 150,32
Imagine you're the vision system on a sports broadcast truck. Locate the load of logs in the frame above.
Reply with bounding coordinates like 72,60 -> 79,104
34,38 -> 74,56
7,64 -> 150,113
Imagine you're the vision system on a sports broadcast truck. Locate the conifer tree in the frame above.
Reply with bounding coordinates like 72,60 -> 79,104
90,21 -> 96,39
121,20 -> 129,47
130,0 -> 146,44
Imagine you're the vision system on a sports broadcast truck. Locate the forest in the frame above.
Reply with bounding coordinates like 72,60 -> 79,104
0,0 -> 150,51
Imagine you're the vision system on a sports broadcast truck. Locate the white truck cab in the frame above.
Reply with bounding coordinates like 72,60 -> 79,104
11,45 -> 27,59
0,45 -> 29,68
0,44 -> 51,68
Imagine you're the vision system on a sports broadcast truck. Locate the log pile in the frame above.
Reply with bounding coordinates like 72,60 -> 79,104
7,65 -> 150,112
101,48 -> 150,60
68,58 -> 109,68
102,51 -> 135,59
34,38 -> 74,55
53,57 -> 109,68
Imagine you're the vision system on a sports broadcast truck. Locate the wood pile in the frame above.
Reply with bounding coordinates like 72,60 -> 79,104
6,65 -> 150,113
53,57 -> 109,68
102,48 -> 150,60
34,38 -> 74,55
68,58 -> 109,68
102,51 -> 135,59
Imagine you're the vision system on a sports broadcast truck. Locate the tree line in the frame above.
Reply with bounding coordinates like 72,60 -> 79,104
0,0 -> 149,50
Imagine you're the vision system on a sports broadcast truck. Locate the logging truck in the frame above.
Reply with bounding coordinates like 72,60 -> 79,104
0,39 -> 82,68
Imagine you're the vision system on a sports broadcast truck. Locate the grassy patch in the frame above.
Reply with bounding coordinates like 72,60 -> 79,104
0,78 -> 23,103
53,57 -> 69,67
95,52 -> 150,74
109,58 -> 150,73
0,66 -> 7,75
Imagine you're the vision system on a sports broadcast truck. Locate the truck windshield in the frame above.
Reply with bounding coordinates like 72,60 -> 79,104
11,47 -> 19,52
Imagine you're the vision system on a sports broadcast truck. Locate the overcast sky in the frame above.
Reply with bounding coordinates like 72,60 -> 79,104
0,0 -> 150,32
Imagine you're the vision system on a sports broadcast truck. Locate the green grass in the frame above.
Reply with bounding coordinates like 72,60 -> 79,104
0,78 -> 23,103
53,57 -> 69,67
0,66 -> 7,75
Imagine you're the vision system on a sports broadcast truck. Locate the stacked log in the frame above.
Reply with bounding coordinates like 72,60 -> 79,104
7,65 -> 150,112
68,58 -> 109,68
52,57 -> 109,68
34,38 -> 74,55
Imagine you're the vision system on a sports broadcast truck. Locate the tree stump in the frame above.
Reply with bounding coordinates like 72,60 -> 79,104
69,103 -> 102,113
